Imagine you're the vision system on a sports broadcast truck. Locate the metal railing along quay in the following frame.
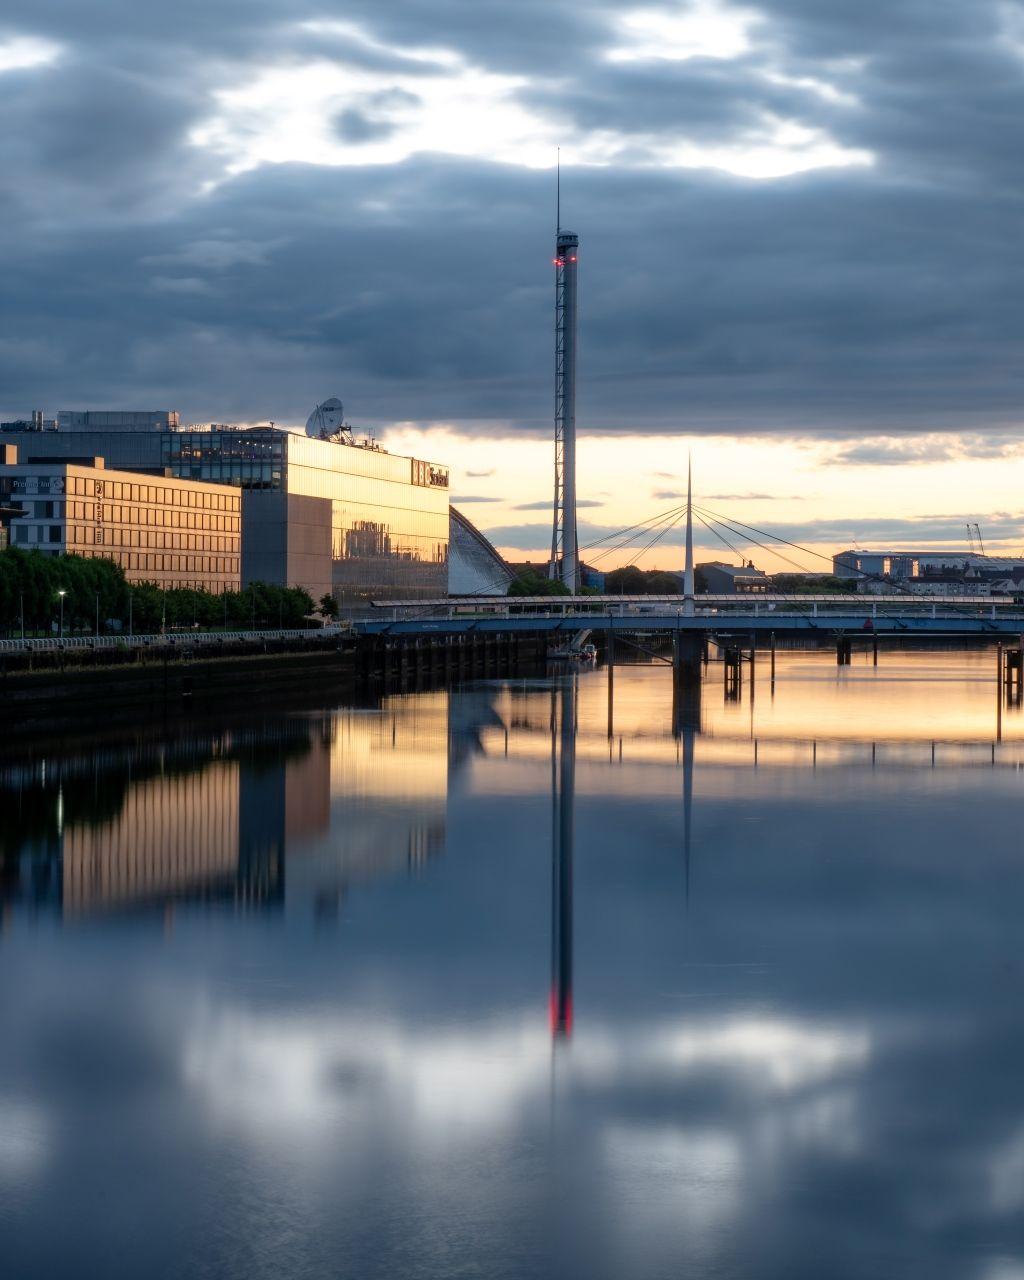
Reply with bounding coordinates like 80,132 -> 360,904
0,623 -> 349,654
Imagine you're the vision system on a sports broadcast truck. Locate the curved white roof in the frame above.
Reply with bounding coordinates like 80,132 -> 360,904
449,507 -> 513,596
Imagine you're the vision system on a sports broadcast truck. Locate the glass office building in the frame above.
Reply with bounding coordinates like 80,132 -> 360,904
162,429 -> 449,602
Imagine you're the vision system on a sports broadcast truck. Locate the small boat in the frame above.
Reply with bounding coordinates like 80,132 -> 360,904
549,642 -> 597,663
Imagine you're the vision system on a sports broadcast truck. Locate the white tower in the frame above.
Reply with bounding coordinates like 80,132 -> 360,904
549,212 -> 580,592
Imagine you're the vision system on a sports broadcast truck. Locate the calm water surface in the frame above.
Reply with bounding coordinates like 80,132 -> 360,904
3,649 -> 1024,1279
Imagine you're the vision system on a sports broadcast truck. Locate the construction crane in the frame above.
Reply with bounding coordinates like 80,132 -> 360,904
966,523 -> 987,556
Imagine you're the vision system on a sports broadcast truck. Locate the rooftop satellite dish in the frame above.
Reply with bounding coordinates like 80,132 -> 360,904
305,397 -> 349,440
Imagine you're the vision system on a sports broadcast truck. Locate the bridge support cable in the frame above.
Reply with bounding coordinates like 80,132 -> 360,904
617,508 -> 688,572
691,503 -> 993,622
577,502 -> 688,556
579,505 -> 688,569
694,509 -> 819,577
694,511 -> 745,562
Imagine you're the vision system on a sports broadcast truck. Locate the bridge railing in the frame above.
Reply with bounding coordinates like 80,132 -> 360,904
342,593 -> 1024,625
0,623 -> 349,654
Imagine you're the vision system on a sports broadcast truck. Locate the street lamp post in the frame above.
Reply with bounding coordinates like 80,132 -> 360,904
128,589 -> 133,637
95,591 -> 100,638
57,589 -> 66,641
19,592 -> 24,641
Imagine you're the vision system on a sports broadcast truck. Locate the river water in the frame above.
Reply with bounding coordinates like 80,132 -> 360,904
3,649 -> 1024,1279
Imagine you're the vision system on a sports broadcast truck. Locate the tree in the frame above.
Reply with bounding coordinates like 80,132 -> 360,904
0,551 -> 317,636
319,592 -> 339,619
604,566 -> 709,595
772,574 -> 854,595
508,568 -> 570,597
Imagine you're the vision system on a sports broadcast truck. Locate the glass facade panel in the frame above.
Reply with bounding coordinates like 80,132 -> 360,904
164,429 -> 449,601
162,432 -> 286,490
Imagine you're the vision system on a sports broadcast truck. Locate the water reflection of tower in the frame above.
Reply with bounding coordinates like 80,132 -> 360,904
550,678 -> 576,1039
673,661 -> 702,903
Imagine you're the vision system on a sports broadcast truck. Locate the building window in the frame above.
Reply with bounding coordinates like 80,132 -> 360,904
48,525 -> 61,543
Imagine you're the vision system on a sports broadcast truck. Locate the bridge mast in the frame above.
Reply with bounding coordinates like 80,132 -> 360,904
683,454 -> 695,617
549,154 -> 580,592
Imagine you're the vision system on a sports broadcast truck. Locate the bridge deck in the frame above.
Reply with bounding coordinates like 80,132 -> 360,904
351,593 -> 1024,638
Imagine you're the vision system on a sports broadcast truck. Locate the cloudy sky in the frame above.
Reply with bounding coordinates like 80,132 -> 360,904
4,0 -> 1024,567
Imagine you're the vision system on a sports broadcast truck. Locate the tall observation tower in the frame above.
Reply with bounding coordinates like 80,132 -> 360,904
549,213 -> 580,592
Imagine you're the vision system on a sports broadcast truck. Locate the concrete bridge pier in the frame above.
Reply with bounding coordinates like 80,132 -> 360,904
722,645 -> 742,701
673,630 -> 703,687
672,671 -> 702,738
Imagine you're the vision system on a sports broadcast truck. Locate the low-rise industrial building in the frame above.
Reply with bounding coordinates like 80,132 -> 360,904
834,548 -> 1024,595
0,446 -> 241,593
698,561 -> 770,594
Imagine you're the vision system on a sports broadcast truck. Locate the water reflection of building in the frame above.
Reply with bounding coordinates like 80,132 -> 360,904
0,720 -> 332,920
0,688 -> 511,925
286,692 -> 454,919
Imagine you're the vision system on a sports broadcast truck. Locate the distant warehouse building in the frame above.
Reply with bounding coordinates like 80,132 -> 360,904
0,446 -> 241,593
1,405 -> 449,602
698,561 -> 770,594
834,550 -> 923,580
834,548 -> 1024,595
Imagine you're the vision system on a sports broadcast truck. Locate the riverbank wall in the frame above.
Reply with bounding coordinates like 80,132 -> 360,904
1,631 -> 548,736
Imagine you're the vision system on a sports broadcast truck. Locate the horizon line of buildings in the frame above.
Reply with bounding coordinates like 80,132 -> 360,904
4,406 -> 1023,602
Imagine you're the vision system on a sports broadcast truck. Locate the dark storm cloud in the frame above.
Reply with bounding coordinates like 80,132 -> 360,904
2,0 -> 1024,440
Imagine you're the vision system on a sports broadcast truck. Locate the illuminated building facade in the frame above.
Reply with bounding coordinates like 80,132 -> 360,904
165,429 -> 449,601
0,447 -> 241,592
2,422 -> 449,602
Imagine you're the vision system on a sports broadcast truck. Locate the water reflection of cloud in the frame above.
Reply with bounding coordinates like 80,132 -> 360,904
601,1126 -> 740,1256
990,1125 -> 1024,1214
0,1097 -> 50,1180
181,1007 -> 870,1142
